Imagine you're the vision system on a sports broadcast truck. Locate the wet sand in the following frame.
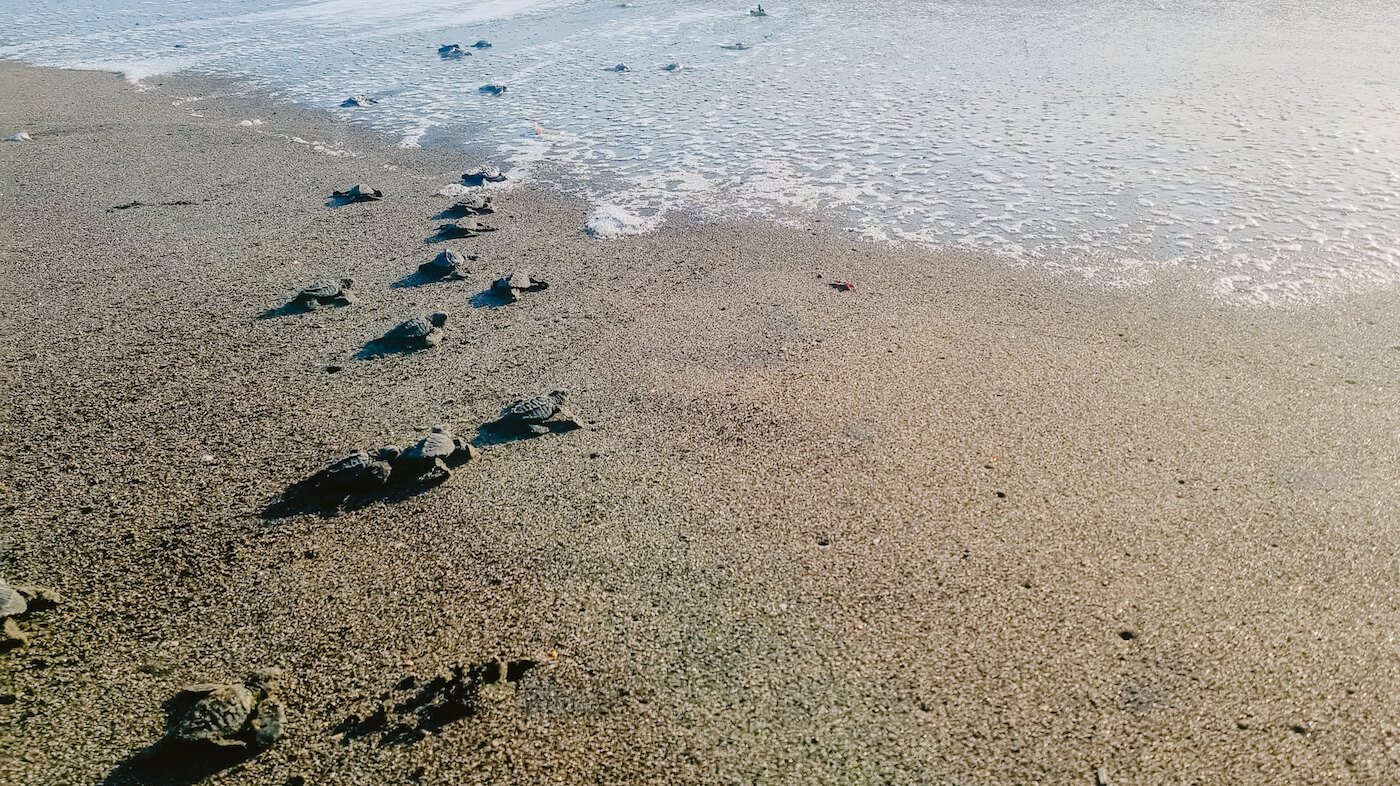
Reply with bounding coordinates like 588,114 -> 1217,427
1,62 -> 1399,785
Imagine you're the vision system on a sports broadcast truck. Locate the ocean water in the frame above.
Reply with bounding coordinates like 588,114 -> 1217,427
4,0 -> 1399,303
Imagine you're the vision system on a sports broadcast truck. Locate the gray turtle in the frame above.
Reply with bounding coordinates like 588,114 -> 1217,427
383,311 -> 448,350
605,63 -> 630,72
500,389 -> 581,435
419,250 -> 475,280
448,193 -> 493,215
492,271 -> 549,302
662,62 -> 685,72
167,668 -> 286,751
478,84 -> 507,96
720,42 -> 752,50
434,220 -> 495,239
332,184 -> 382,202
341,95 -> 378,108
309,448 -> 393,497
0,582 -> 26,619
471,40 -> 493,49
438,43 -> 468,59
292,278 -> 356,310
462,166 -> 507,185
396,424 -> 478,482
750,5 -> 767,16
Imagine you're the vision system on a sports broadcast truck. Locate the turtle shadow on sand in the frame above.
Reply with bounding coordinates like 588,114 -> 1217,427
354,337 -> 437,360
472,416 -> 581,447
101,740 -> 256,786
389,269 -> 445,289
431,205 -> 493,221
468,287 -> 517,309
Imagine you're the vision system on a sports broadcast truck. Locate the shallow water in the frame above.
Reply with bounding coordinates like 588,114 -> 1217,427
4,0 -> 1399,303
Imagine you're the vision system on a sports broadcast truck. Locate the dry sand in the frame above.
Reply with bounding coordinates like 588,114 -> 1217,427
1,62 -> 1399,785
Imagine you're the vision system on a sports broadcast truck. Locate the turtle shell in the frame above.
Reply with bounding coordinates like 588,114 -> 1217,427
169,684 -> 255,743
388,315 -> 435,340
317,450 -> 372,481
404,426 -> 456,461
499,271 -> 535,290
471,40 -> 493,48
426,250 -> 467,271
503,394 -> 559,423
438,44 -> 467,58
300,280 -> 345,299
455,193 -> 492,212
0,583 -> 26,618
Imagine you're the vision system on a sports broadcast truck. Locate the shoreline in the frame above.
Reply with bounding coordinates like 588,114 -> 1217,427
3,62 -> 1400,785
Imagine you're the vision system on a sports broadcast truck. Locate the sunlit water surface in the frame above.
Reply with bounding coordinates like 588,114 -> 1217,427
4,0 -> 1400,303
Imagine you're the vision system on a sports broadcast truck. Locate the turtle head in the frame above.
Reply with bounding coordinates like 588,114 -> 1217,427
341,277 -> 355,289
429,311 -> 449,327
549,389 -> 569,404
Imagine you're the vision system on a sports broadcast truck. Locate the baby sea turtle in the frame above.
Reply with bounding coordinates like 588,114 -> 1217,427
750,5 -> 767,16
0,583 -> 26,619
166,668 -> 286,751
449,193 -> 493,215
479,84 -> 507,96
605,63 -> 630,72
492,271 -> 549,302
309,447 -> 394,498
720,42 -> 752,50
462,166 -> 507,185
500,390 -> 581,435
292,278 -> 356,310
419,249 -> 474,280
438,43 -> 469,59
434,219 -> 495,239
341,95 -> 378,108
383,311 -> 448,350
662,62 -> 684,71
332,184 -> 382,202
471,40 -> 493,49
396,424 -> 478,482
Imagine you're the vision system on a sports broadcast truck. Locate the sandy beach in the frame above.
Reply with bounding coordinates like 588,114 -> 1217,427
2,62 -> 1399,784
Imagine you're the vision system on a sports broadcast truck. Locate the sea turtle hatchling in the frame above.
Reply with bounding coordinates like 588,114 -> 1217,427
448,192 -> 493,215
500,390 -> 581,435
341,95 -> 378,108
308,447 -> 395,498
434,219 -> 495,239
492,271 -> 549,302
479,84 -> 507,96
605,63 -> 630,72
166,668 -> 286,751
382,311 -> 448,350
471,40 -> 493,49
292,278 -> 356,310
395,424 -> 478,482
462,166 -> 507,185
662,62 -> 685,71
720,42 -> 752,50
0,582 -> 26,619
419,250 -> 475,280
332,184 -> 383,202
438,43 -> 468,59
